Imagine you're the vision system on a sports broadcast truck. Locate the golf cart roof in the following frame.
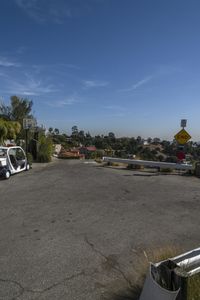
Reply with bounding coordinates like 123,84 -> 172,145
0,146 -> 23,150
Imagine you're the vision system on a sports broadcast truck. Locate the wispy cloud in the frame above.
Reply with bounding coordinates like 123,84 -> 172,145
119,76 -> 153,92
0,57 -> 81,100
16,46 -> 27,55
33,63 -> 80,73
83,80 -> 109,88
63,63 -> 80,70
103,105 -> 126,111
46,95 -> 80,108
103,104 -> 126,117
15,0 -> 106,24
15,0 -> 71,24
0,72 -> 9,78
2,74 -> 57,96
0,56 -> 20,67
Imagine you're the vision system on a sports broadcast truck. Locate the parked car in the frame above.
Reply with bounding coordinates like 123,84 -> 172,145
0,146 -> 30,179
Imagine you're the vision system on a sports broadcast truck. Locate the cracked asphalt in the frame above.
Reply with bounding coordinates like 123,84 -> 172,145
0,159 -> 200,300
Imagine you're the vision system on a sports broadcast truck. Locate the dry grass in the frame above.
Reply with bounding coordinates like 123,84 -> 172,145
133,245 -> 182,285
105,245 -> 182,300
95,158 -> 103,163
186,274 -> 200,299
107,162 -> 127,167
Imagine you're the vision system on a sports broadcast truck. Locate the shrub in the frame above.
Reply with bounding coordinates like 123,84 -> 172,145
95,158 -> 102,163
166,156 -> 178,163
37,136 -> 53,163
160,168 -> 172,173
27,152 -> 33,165
127,164 -> 144,170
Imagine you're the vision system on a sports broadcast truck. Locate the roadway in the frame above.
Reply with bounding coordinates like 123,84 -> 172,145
0,159 -> 200,300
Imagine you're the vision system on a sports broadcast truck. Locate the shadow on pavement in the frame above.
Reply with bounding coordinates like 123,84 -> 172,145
105,285 -> 142,300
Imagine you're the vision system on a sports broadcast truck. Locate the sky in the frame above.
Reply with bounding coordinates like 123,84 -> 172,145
0,0 -> 200,140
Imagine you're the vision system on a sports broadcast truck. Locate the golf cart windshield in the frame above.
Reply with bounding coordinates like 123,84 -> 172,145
0,149 -> 6,157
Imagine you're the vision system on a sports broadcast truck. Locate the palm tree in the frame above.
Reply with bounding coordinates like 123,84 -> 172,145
0,119 -> 21,145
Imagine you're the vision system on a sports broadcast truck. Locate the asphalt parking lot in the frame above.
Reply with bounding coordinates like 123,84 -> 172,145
0,159 -> 200,300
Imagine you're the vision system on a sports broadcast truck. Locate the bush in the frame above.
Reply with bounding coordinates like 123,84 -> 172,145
37,136 -> 53,163
166,156 -> 178,163
27,152 -> 33,165
160,168 -> 172,173
95,158 -> 102,163
127,164 -> 144,170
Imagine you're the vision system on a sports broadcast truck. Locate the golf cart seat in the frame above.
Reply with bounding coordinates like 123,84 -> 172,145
9,154 -> 18,170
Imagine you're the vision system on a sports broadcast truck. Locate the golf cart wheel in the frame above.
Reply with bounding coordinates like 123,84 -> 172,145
4,170 -> 11,179
26,163 -> 30,171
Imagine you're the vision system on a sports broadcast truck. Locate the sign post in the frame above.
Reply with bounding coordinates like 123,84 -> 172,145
174,120 -> 191,163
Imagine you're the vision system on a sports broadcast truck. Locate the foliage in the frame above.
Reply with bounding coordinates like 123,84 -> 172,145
166,156 -> 178,163
37,136 -> 53,163
0,96 -> 33,124
54,128 -> 59,135
10,96 -> 33,124
160,168 -> 172,173
49,126 -> 200,164
27,152 -> 33,166
0,118 -> 21,145
48,127 -> 53,134
0,96 -> 34,141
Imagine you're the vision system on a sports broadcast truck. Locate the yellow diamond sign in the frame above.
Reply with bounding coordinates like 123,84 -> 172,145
174,129 -> 191,145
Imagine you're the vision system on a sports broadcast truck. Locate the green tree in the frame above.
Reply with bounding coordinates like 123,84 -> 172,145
37,135 -> 53,163
54,128 -> 59,135
0,103 -> 12,120
0,119 -> 21,145
49,127 -> 53,134
10,96 -> 33,125
0,96 -> 34,141
72,125 -> 78,135
108,132 -> 115,139
78,130 -> 85,144
0,120 -> 8,145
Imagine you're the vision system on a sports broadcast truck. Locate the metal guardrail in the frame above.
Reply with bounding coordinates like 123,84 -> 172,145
102,157 -> 193,170
140,247 -> 200,300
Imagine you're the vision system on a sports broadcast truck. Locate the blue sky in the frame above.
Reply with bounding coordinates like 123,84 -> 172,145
0,0 -> 200,140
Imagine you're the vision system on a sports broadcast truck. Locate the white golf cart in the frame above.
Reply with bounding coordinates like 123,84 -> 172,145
0,146 -> 30,179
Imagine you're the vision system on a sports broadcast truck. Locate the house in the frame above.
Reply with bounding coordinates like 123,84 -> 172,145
79,146 -> 97,158
58,147 -> 85,159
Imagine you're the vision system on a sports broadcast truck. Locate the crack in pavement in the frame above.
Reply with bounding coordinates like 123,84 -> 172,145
0,271 -> 85,300
84,235 -> 133,289
0,278 -> 24,299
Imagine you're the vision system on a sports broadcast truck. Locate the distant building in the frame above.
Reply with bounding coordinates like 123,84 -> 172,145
142,139 -> 149,146
79,146 -> 97,156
